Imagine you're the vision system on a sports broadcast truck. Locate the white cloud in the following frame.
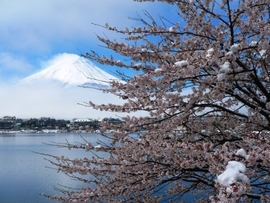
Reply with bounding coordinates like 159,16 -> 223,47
0,83 -> 127,119
0,52 -> 32,71
0,0 -> 166,54
0,51 -> 149,120
0,52 -> 35,81
0,0 -> 174,82
0,0 -> 176,119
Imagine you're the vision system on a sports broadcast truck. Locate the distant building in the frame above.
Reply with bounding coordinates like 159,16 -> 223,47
0,116 -> 16,129
103,117 -> 124,125
2,116 -> 16,122
71,118 -> 100,131
73,118 -> 93,123
73,118 -> 94,127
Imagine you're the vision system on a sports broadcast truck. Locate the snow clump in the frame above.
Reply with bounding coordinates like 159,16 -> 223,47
249,41 -> 257,46
217,161 -> 249,187
155,68 -> 162,73
217,73 -> 226,81
94,145 -> 102,150
219,61 -> 231,73
217,61 -> 231,81
168,26 -> 176,32
230,43 -> 241,53
259,50 -> 266,57
236,148 -> 247,159
174,60 -> 188,67
206,48 -> 214,58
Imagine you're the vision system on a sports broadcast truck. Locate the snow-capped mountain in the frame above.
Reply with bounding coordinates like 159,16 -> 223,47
19,53 -> 119,89
9,53 -> 126,119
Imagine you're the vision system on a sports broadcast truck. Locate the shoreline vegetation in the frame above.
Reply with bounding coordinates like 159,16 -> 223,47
0,129 -> 103,134
0,116 -> 124,133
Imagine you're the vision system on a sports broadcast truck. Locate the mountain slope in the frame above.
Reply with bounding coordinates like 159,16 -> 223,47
10,53 -> 126,119
20,53 -> 119,88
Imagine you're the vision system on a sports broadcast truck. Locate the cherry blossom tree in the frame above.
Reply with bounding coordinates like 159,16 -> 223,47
46,0 -> 270,202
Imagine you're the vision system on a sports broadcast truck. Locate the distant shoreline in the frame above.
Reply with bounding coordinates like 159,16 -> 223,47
0,129 -> 102,134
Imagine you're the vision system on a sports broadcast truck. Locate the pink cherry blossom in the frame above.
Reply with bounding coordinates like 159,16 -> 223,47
46,0 -> 270,202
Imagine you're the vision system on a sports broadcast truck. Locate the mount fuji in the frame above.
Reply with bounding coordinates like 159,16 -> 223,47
19,53 -> 119,89
2,53 -> 124,119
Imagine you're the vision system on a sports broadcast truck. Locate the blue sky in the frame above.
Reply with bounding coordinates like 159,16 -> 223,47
0,1 -> 241,119
0,0 -> 175,119
0,0 -> 173,82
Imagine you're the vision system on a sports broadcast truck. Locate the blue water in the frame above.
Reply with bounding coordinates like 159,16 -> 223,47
0,133 -> 104,203
0,133 -> 209,203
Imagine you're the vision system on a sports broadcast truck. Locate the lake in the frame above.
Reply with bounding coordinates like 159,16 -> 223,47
0,132 -> 105,203
0,132 -> 206,203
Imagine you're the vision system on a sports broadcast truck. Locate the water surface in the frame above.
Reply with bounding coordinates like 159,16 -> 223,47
0,133 -> 103,203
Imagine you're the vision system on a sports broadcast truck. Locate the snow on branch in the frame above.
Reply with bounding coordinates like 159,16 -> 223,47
218,161 -> 249,187
174,60 -> 188,67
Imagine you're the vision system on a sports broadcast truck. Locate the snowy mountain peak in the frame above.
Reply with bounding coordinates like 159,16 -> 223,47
20,53 -> 119,88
